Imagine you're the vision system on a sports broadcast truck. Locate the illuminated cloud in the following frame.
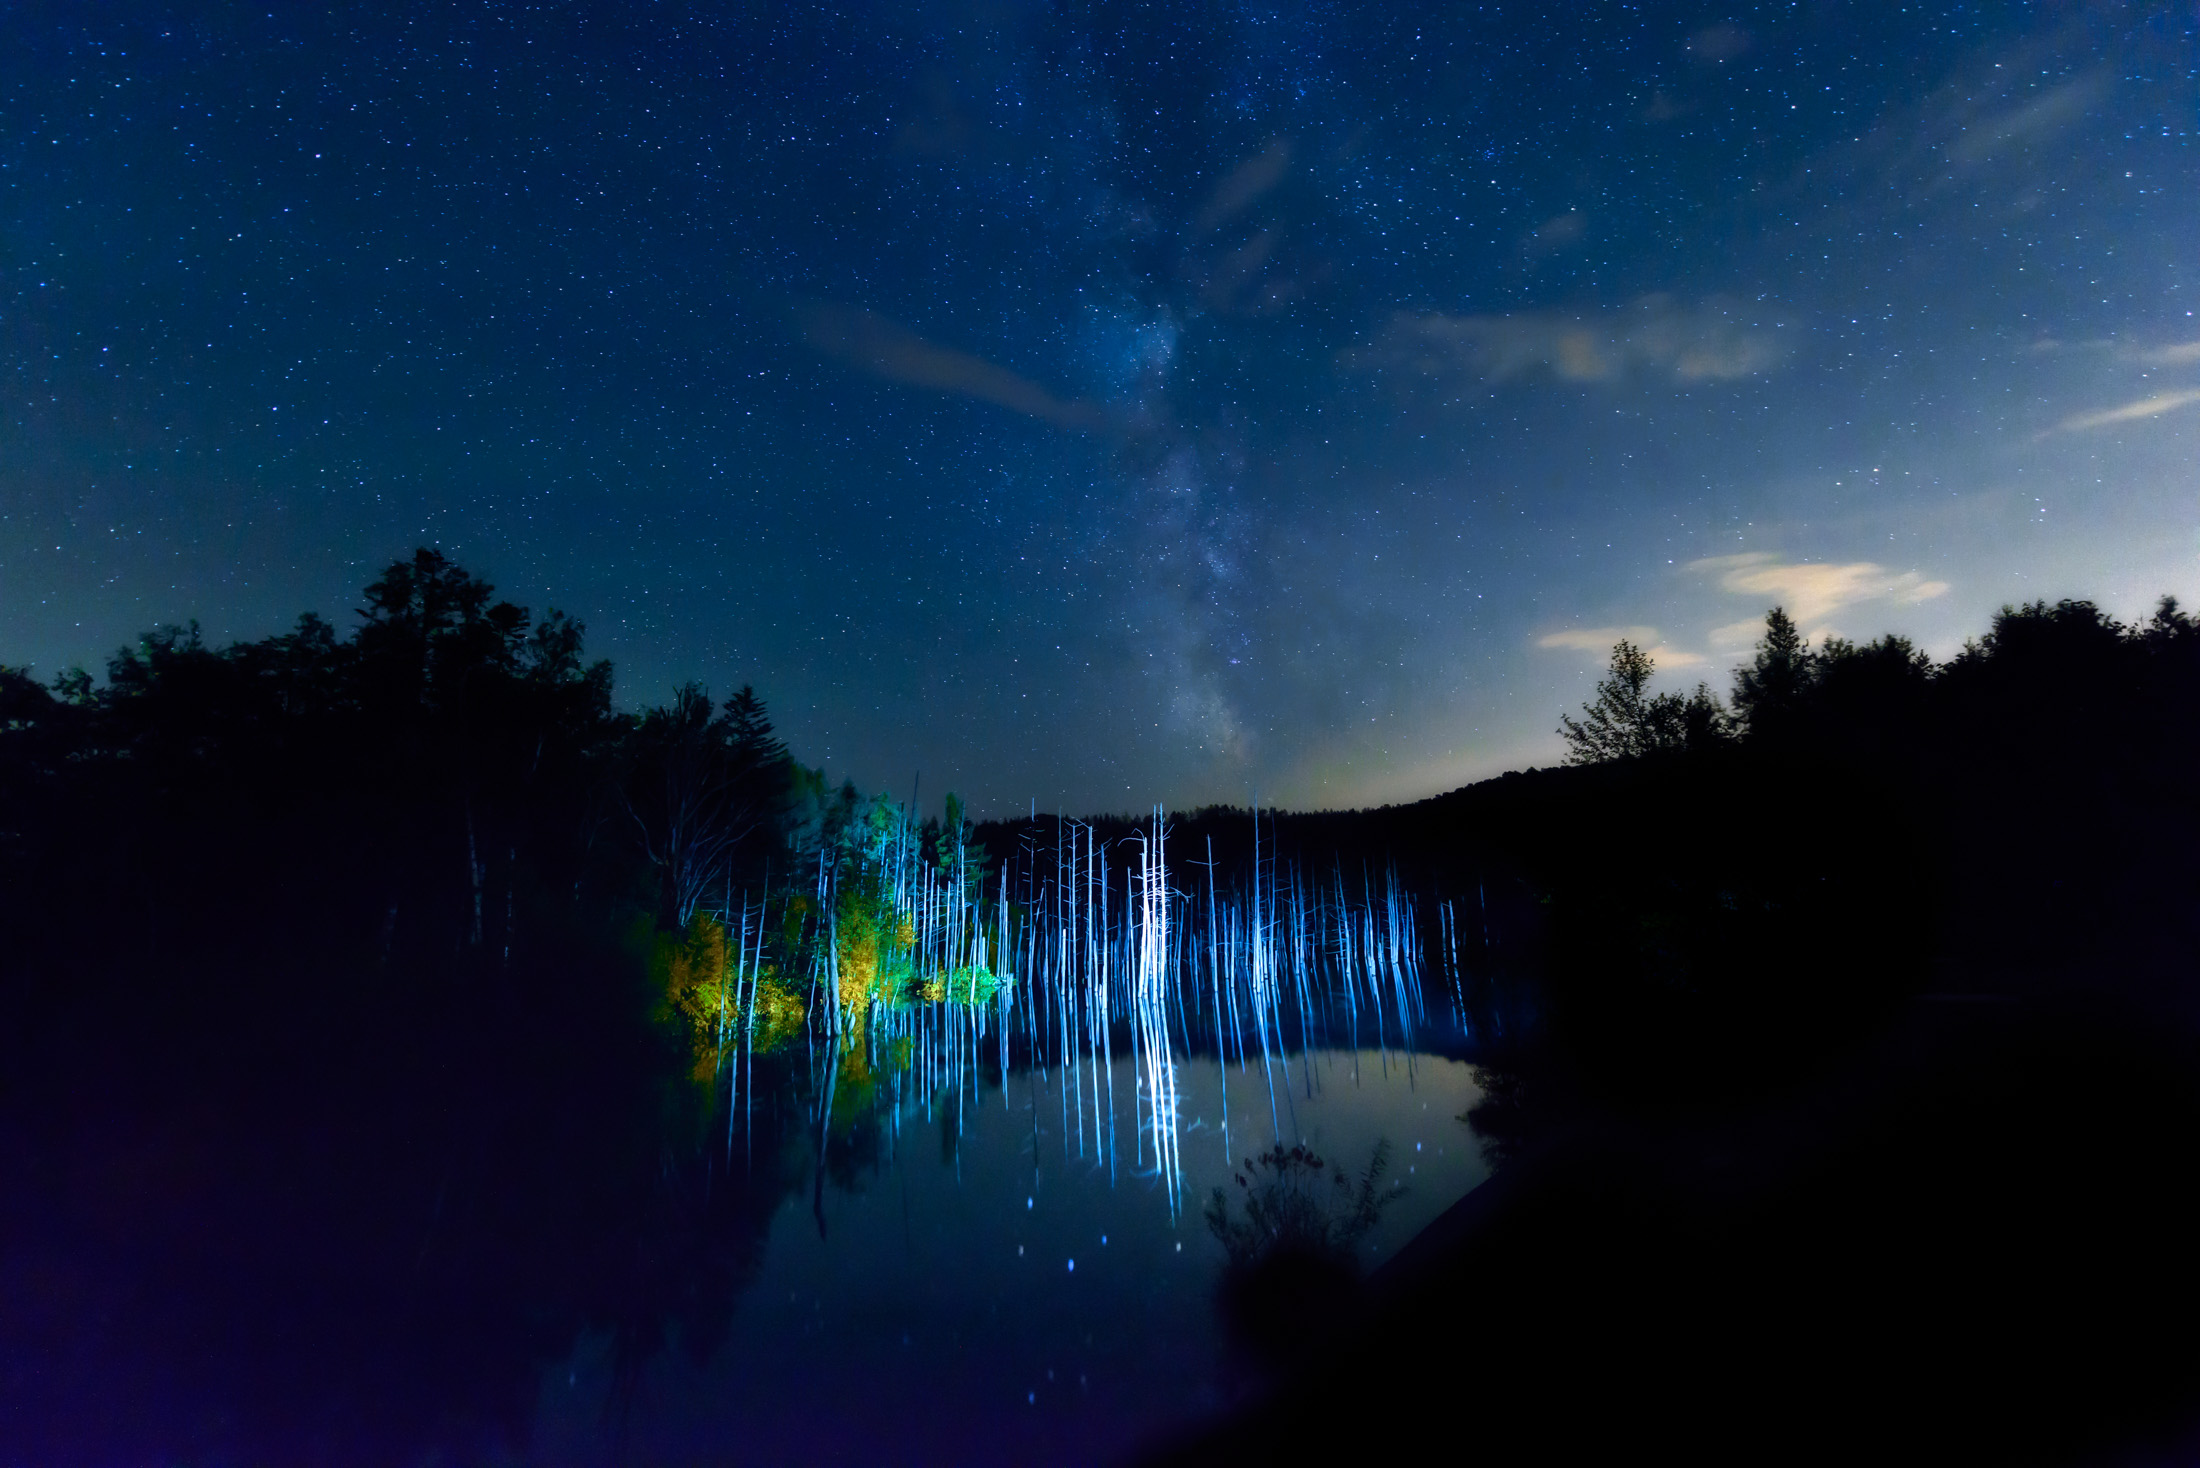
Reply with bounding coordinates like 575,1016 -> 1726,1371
1710,618 -> 1771,649
796,299 -> 1106,431
1692,553 -> 1950,632
2135,340 -> 2200,368
2056,387 -> 2200,433
1351,295 -> 1787,386
1535,626 -> 1705,669
1536,626 -> 1659,652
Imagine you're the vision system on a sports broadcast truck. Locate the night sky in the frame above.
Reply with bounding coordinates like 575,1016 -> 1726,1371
4,1 -> 2195,813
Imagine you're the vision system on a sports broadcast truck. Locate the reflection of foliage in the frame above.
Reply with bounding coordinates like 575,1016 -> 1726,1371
916,965 -> 1008,1005
1204,1140 -> 1398,1272
947,965 -> 1006,1004
1460,1058 -> 1574,1172
832,1042 -> 877,1118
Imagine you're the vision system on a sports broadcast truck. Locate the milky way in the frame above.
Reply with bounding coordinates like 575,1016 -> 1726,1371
4,2 -> 2195,812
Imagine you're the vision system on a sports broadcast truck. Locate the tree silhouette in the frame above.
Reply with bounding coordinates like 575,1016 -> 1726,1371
1731,606 -> 1813,741
1559,639 -> 1727,764
622,683 -> 793,929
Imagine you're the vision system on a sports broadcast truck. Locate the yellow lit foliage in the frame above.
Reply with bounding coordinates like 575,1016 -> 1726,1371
649,913 -> 810,1070
663,914 -> 733,1076
831,877 -> 913,1025
748,971 -> 807,1051
836,935 -> 878,1025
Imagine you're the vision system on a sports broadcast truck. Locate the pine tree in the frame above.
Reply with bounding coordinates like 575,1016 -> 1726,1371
1732,606 -> 1814,741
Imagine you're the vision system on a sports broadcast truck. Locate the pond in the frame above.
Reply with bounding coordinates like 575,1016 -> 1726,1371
533,1044 -> 1490,1466
3,816 -> 1509,1466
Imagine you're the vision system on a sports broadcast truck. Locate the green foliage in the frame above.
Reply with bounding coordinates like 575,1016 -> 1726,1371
746,973 -> 809,1052
649,910 -> 812,1074
945,964 -> 1007,1005
830,864 -> 914,1023
657,913 -> 735,1080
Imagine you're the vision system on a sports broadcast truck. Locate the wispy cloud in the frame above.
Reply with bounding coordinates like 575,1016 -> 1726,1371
2055,387 -> 2200,433
1686,23 -> 1751,63
796,299 -> 1106,431
1945,71 -> 2110,164
1193,139 -> 1292,236
1691,553 -> 1949,633
1350,294 -> 1788,386
1536,626 -> 1659,652
1847,45 -> 2113,204
1535,626 -> 1705,669
2135,340 -> 2200,368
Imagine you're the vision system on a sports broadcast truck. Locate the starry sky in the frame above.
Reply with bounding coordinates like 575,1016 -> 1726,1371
4,1 -> 2196,814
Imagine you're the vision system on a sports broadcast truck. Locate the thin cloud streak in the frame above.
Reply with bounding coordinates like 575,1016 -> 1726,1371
1193,138 -> 1292,236
2057,388 -> 2200,433
1350,294 -> 1788,386
796,299 -> 1108,431
2133,340 -> 2200,368
1536,625 -> 1706,669
1536,626 -> 1660,652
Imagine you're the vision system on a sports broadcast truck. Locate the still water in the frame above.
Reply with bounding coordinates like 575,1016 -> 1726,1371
5,820 -> 1506,1465
533,1047 -> 1490,1466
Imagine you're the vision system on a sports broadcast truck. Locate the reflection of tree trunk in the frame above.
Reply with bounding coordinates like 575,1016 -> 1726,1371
465,799 -> 484,948
504,845 -> 516,969
813,1037 -> 836,1241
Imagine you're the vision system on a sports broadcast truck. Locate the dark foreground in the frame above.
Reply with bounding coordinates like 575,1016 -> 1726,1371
1148,990 -> 2200,1466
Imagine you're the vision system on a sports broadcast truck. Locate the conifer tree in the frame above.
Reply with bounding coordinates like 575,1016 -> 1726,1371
1732,606 -> 1814,741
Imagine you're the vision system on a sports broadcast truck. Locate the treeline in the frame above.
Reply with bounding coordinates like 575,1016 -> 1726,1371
0,550 -> 886,1464
1557,596 -> 2200,771
1451,594 -> 2200,1088
0,549 -> 812,969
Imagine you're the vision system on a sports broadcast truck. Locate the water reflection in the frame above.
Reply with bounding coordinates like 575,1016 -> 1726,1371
535,1048 -> 1488,1468
4,798 -> 1499,1465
